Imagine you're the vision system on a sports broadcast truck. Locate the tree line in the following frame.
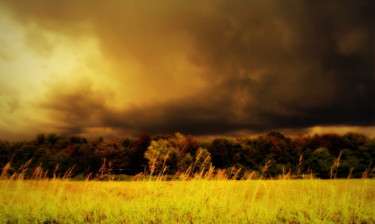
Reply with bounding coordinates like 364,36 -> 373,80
0,131 -> 374,179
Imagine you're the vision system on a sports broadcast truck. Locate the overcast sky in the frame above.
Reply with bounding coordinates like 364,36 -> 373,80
0,0 -> 374,140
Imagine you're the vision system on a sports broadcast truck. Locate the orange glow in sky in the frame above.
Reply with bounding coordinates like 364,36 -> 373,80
0,1 -> 374,139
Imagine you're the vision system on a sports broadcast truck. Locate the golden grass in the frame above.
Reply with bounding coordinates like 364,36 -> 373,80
0,179 -> 373,223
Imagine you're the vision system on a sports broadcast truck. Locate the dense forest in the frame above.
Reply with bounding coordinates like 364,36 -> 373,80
0,131 -> 374,179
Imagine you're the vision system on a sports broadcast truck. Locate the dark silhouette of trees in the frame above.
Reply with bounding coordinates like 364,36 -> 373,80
208,138 -> 234,169
0,131 -> 373,179
131,134 -> 151,174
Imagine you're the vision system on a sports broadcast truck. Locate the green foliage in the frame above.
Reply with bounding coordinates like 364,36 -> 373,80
307,147 -> 334,179
179,153 -> 193,172
193,147 -> 211,172
145,139 -> 175,175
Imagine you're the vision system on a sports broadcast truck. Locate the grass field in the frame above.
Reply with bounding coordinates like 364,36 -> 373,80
0,179 -> 374,223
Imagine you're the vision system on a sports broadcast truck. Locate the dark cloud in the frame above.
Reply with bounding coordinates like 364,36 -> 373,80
186,0 -> 375,131
1,0 -> 374,137
39,78 -> 113,135
142,0 -> 375,135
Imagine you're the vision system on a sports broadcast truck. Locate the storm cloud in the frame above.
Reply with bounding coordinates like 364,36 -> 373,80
0,0 -> 374,138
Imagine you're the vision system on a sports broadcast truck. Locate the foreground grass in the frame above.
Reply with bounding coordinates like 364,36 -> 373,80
0,179 -> 374,223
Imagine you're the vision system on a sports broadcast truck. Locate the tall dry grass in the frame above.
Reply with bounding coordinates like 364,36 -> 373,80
0,162 -> 374,223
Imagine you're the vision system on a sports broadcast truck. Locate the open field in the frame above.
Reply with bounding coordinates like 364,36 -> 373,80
0,179 -> 374,224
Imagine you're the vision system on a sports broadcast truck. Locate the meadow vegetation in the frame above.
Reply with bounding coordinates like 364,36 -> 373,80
0,178 -> 373,223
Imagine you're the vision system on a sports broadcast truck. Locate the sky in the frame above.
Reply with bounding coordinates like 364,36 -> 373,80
0,0 -> 374,140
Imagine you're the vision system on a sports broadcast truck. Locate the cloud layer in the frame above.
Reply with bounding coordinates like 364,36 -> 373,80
0,0 -> 374,138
